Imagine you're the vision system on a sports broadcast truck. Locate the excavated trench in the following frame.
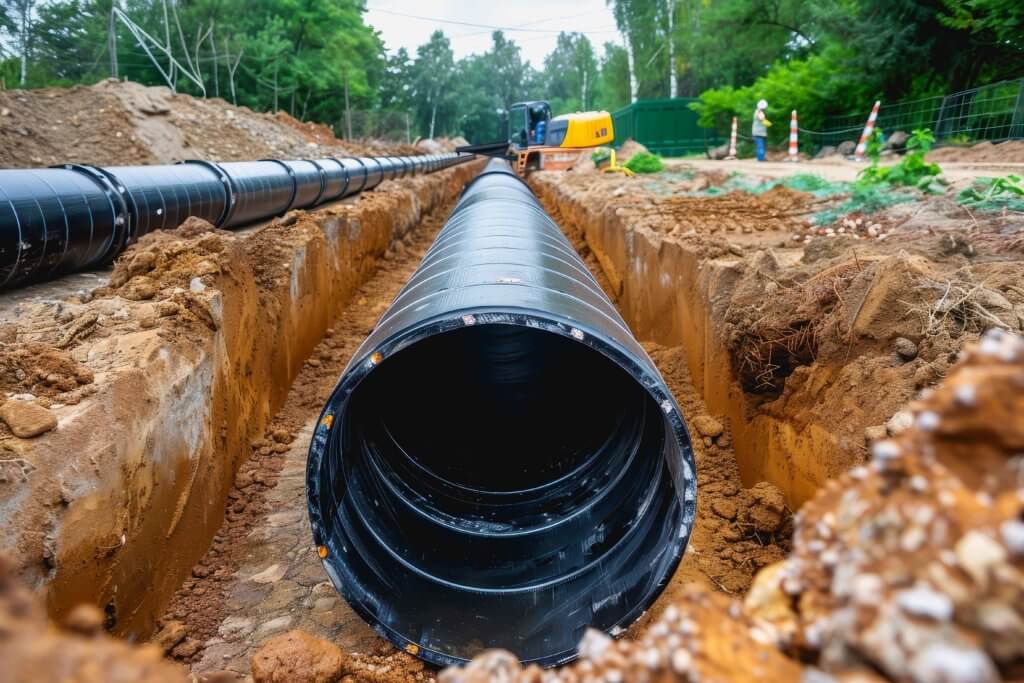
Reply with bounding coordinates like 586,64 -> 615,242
141,167 -> 809,679
4,162 -> 846,680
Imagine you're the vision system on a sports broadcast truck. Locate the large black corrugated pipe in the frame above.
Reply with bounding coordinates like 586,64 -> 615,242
0,152 -> 470,291
306,159 -> 697,668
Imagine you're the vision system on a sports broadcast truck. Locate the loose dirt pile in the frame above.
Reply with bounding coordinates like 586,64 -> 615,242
0,79 -> 427,168
441,330 -> 1024,682
928,139 -> 1024,163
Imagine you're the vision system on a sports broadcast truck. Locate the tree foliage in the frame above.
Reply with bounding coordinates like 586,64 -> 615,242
0,0 -> 1020,144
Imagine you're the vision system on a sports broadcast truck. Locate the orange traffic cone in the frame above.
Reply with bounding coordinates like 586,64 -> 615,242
725,116 -> 737,160
854,100 -> 881,161
787,110 -> 799,162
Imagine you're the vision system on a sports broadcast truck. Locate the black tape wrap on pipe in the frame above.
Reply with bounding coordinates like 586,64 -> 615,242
0,151 -> 470,290
306,159 -> 697,668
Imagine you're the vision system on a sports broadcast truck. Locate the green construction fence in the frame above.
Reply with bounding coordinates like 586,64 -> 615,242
611,98 -> 723,156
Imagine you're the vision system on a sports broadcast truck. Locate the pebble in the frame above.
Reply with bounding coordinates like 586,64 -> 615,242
711,498 -> 738,521
1000,520 -> 1024,555
691,415 -> 724,438
896,585 -> 953,621
153,620 -> 188,653
894,337 -> 918,361
909,643 -> 997,683
0,399 -> 58,438
864,425 -> 887,443
886,410 -> 914,436
954,531 -> 1006,587
63,603 -> 105,636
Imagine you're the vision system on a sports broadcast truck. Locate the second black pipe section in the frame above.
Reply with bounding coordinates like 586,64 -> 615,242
0,152 -> 469,291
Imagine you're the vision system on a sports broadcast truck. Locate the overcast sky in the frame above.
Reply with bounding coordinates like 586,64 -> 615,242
364,1 -> 624,67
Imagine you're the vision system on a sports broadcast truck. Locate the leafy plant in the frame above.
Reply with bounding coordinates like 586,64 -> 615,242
857,128 -> 944,192
957,175 -> 1024,211
624,152 -> 664,174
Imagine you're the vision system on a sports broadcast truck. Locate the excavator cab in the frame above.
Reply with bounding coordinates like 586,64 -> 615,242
508,101 -> 552,150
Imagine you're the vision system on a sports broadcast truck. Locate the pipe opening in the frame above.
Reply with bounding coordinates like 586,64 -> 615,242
313,320 -> 689,666
357,324 -> 644,493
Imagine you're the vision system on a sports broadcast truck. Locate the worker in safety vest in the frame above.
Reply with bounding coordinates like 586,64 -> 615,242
752,99 -> 772,161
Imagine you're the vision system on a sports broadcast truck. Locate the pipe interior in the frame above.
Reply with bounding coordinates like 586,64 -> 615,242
355,324 -> 645,494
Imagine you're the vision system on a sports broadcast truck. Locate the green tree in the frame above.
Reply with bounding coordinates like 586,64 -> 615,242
543,32 -> 599,113
411,30 -> 454,139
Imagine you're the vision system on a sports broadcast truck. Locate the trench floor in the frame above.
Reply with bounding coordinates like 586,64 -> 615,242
160,192 -> 789,680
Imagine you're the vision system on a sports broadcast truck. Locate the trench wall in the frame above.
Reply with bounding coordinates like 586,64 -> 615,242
1,162 -> 482,638
532,176 -> 859,509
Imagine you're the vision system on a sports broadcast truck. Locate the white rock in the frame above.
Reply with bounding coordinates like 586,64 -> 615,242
896,585 -> 954,621
909,643 -> 997,683
886,410 -> 914,436
1000,520 -> 1024,555
955,531 -> 1007,587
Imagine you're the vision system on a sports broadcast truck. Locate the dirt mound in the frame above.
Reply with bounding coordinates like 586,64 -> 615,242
617,139 -> 649,161
0,79 -> 418,168
928,139 -> 1024,163
759,329 -> 1024,680
0,84 -> 156,167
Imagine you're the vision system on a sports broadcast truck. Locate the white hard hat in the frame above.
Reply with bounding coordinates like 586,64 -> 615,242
757,99 -> 768,110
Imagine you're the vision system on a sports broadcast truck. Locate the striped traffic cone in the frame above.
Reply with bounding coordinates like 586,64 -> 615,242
725,116 -> 738,160
787,110 -> 799,162
854,100 -> 881,161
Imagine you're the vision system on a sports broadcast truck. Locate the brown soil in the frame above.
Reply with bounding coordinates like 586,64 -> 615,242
0,555 -> 191,682
0,79 -> 422,168
928,139 -> 1024,163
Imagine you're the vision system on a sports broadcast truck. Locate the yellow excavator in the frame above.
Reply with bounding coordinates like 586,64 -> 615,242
458,100 -> 629,176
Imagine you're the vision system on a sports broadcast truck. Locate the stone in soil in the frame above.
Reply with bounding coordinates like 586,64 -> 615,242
250,630 -> 346,683
0,399 -> 58,438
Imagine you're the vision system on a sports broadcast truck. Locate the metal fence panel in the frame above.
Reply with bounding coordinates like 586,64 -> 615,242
612,99 -> 722,156
813,79 -> 1024,149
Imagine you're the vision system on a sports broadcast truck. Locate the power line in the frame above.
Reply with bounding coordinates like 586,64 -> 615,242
365,6 -> 618,35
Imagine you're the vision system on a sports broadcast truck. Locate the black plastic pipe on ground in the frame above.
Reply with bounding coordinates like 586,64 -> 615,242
307,159 -> 697,668
0,151 -> 470,291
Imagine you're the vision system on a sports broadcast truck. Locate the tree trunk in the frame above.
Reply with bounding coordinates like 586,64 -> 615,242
581,68 -> 588,110
19,2 -> 30,86
667,0 -> 676,98
344,75 -> 352,139
429,100 -> 437,140
109,3 -> 118,79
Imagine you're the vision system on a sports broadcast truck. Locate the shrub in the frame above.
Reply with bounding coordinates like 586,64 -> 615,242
624,152 -> 664,174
